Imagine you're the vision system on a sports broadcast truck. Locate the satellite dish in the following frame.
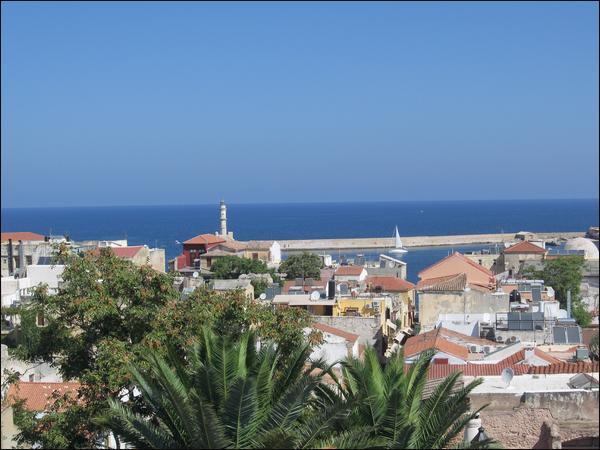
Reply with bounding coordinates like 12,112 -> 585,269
192,271 -> 199,278
501,367 -> 514,388
259,293 -> 267,300
310,291 -> 321,301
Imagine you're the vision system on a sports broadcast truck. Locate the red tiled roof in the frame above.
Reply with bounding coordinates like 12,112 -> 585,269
420,356 -> 598,380
528,361 -> 599,374
417,273 -> 467,291
89,246 -> 144,258
1,232 -> 45,242
423,364 -> 530,380
367,276 -> 415,292
313,322 -> 359,343
335,266 -> 365,276
403,328 -> 469,361
504,241 -> 547,254
418,252 -> 494,278
5,382 -> 82,411
183,234 -> 226,245
496,348 -> 562,367
111,246 -> 144,258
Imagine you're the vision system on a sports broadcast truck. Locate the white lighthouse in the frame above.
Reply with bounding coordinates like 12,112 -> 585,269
220,200 -> 227,236
218,200 -> 234,239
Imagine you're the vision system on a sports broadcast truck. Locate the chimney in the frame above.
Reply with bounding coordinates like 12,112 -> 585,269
7,238 -> 14,275
567,290 -> 572,319
18,240 -> 26,277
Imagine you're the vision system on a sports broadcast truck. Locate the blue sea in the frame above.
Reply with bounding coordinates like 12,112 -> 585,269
2,199 -> 598,282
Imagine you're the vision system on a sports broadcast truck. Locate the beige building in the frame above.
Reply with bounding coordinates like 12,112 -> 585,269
417,273 -> 509,331
243,240 -> 281,267
365,276 -> 416,330
211,278 -> 254,300
495,241 -> 547,276
91,245 -> 166,272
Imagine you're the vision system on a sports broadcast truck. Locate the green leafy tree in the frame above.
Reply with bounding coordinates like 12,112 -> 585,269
96,327 -> 338,449
11,249 -> 313,448
279,252 -> 323,281
522,256 -> 585,308
251,279 -> 269,298
522,256 -> 590,325
210,256 -> 269,279
572,303 -> 593,327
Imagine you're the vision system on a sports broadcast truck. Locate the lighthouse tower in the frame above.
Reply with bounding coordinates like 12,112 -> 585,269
220,200 -> 228,236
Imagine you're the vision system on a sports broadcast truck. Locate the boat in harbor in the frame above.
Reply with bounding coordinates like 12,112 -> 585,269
389,226 -> 408,256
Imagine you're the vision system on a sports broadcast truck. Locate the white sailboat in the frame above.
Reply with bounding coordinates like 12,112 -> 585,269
389,226 -> 408,255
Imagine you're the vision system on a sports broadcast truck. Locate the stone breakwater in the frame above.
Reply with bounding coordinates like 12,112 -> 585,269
273,231 -> 583,252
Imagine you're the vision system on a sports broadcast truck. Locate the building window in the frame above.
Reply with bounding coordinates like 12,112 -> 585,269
252,253 -> 259,260
29,374 -> 35,382
26,256 -> 33,265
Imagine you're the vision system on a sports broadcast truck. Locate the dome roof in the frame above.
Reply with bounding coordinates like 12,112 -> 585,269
564,238 -> 599,260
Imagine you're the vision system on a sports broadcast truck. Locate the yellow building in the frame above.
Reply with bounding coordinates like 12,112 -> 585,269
334,296 -> 396,337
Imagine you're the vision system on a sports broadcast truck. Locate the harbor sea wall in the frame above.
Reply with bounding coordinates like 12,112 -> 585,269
274,231 -> 583,252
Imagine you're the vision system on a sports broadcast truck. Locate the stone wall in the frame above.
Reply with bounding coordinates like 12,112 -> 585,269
418,290 -> 508,330
469,391 -> 599,449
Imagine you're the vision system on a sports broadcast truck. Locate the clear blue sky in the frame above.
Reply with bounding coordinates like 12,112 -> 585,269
1,1 -> 598,207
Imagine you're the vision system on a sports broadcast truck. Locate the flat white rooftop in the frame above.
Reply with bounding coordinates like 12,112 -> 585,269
464,373 -> 599,394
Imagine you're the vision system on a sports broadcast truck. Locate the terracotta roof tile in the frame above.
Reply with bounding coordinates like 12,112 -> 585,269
417,273 -> 467,291
403,328 -> 469,361
418,252 -> 494,278
1,232 -> 46,242
504,241 -> 547,254
183,234 -> 227,245
313,322 -> 359,343
89,246 -> 144,258
528,361 -> 599,374
335,266 -> 365,276
366,276 -> 415,292
5,382 -> 82,411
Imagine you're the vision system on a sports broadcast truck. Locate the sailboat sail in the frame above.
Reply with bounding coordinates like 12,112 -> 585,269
395,226 -> 402,248
390,226 -> 408,255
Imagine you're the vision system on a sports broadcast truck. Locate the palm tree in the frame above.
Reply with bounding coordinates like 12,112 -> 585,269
95,327 -> 340,449
97,329 -> 493,449
322,347 -> 490,449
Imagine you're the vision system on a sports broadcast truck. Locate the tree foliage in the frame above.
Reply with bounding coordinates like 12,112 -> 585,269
522,256 -> 585,308
10,248 -> 312,448
96,327 -> 337,449
279,252 -> 323,281
330,347 -> 492,449
98,336 -> 493,449
210,256 -> 269,279
522,255 -> 590,325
